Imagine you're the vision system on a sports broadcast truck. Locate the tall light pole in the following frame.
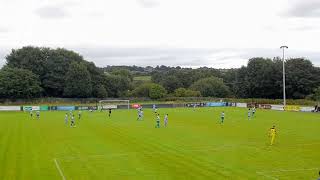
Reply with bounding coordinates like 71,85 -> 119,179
280,46 -> 288,107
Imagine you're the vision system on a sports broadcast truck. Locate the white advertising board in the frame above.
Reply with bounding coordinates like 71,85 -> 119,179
236,103 -> 247,108
271,105 -> 284,111
0,106 -> 21,111
300,107 -> 314,112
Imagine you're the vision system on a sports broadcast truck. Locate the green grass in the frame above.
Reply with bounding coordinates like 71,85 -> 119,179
133,76 -> 151,82
0,107 -> 319,179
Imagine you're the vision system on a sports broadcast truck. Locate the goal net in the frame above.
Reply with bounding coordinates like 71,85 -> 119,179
98,100 -> 130,110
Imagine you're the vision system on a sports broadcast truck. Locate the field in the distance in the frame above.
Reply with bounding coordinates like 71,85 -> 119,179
0,107 -> 319,180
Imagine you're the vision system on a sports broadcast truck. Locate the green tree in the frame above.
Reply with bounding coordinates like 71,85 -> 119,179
174,88 -> 201,97
95,85 -> 108,98
104,74 -> 131,97
285,58 -> 320,99
130,83 -> 152,97
312,87 -> 320,101
149,84 -> 167,99
246,58 -> 281,98
111,69 -> 133,81
6,47 -> 88,97
129,83 -> 167,99
160,75 -> 183,93
63,62 -> 92,97
0,67 -> 42,98
84,61 -> 106,98
191,77 -> 229,97
5,46 -> 49,77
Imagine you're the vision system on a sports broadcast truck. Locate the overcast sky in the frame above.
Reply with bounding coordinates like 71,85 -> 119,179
1,0 -> 320,68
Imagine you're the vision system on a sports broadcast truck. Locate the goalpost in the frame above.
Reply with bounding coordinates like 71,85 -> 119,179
98,100 -> 130,110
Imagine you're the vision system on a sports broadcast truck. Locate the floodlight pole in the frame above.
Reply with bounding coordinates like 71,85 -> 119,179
280,46 -> 288,107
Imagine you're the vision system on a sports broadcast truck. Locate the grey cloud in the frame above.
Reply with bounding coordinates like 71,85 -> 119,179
71,47 -> 320,68
1,47 -> 320,69
71,47 -> 225,67
0,27 -> 9,33
0,48 -> 9,67
284,0 -> 320,18
137,0 -> 159,8
34,5 -> 69,19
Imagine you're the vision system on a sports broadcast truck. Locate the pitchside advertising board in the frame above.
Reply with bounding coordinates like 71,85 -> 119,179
102,105 -> 117,109
271,105 -> 284,111
300,106 -> 315,112
186,103 -> 206,107
23,106 -> 40,111
0,106 -> 21,111
236,103 -> 247,108
206,102 -> 226,107
77,106 -> 89,110
131,104 -> 141,109
40,106 -> 49,111
258,104 -> 272,109
284,105 -> 301,112
56,106 -> 75,111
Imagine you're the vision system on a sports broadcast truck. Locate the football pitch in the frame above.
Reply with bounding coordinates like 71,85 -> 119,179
0,107 -> 319,180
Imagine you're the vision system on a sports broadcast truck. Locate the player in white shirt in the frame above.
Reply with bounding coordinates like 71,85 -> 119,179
164,114 -> 168,127
220,112 -> 225,124
65,113 -> 68,125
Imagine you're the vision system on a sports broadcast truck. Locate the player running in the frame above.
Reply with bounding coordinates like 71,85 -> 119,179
269,125 -> 276,145
108,109 -> 112,117
155,114 -> 160,128
252,107 -> 256,117
65,113 -> 68,125
30,110 -> 33,119
137,109 -> 143,120
248,109 -> 251,120
71,115 -> 75,127
153,104 -> 158,113
78,110 -> 82,120
164,114 -> 168,127
36,111 -> 40,120
220,111 -> 225,124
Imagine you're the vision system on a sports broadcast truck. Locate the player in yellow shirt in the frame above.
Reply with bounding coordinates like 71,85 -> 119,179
269,125 -> 276,145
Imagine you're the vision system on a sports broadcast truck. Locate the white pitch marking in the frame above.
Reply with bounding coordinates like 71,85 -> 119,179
54,158 -> 66,180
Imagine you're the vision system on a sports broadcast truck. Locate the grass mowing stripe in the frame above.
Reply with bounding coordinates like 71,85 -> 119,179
83,119 -> 225,178
106,117 -> 249,178
256,171 -> 279,180
1,108 -> 319,179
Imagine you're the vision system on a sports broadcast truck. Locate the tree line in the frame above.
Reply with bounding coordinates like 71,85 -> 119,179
0,46 -> 319,101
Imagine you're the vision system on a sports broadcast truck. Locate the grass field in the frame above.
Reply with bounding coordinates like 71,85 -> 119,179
0,107 -> 319,180
133,76 -> 152,82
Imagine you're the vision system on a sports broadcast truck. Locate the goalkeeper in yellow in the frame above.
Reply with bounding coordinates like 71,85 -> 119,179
268,125 -> 276,145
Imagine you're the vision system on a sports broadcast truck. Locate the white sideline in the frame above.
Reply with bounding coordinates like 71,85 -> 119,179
54,158 -> 66,180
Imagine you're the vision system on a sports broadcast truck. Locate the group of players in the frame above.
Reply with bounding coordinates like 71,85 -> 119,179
219,106 -> 276,145
29,110 -> 40,120
137,104 -> 169,128
219,107 -> 257,124
64,110 -> 82,127
29,104 -> 276,145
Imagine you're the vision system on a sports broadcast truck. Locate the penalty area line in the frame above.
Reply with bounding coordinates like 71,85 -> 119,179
54,158 -> 66,180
